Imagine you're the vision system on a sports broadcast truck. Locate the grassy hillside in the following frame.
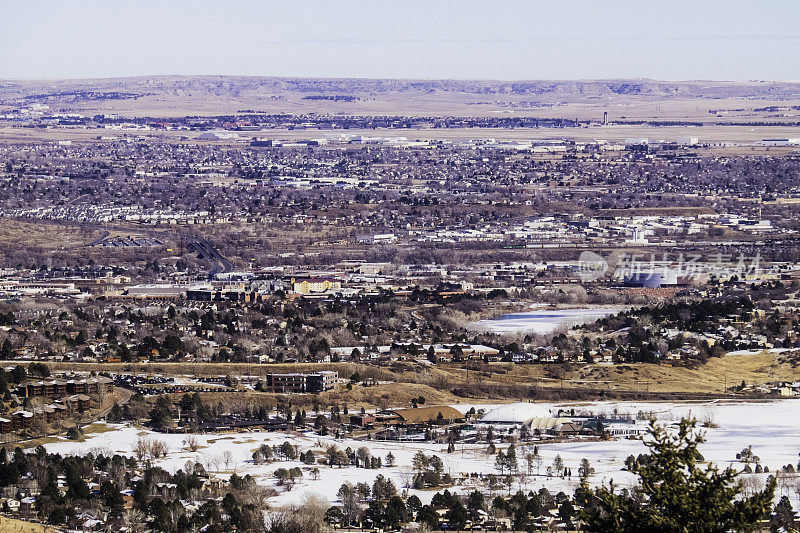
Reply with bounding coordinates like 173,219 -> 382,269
41,350 -> 800,407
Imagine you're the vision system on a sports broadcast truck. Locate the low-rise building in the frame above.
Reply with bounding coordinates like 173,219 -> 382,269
264,371 -> 337,393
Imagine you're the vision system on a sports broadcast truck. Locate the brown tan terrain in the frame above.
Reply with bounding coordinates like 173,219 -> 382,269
0,218 -> 99,250
0,515 -> 58,533
38,350 -> 800,409
4,76 -> 800,123
4,76 -> 800,145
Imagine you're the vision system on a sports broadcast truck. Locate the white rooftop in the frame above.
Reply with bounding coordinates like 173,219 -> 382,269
480,402 -> 553,424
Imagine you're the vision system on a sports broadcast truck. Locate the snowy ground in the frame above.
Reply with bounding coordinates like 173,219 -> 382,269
42,399 -> 800,507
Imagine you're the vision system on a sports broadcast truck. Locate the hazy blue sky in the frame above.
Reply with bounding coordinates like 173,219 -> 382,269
2,0 -> 799,80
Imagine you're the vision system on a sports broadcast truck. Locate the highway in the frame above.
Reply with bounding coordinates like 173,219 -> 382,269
187,236 -> 234,278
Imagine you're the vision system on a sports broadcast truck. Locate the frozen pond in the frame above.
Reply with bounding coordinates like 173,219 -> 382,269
469,307 -> 620,335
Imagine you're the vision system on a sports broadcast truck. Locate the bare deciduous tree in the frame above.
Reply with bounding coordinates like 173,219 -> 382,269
183,435 -> 199,452
150,438 -> 169,458
222,450 -> 234,470
132,436 -> 150,462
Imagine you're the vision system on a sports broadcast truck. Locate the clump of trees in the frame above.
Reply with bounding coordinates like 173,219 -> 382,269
0,444 -> 268,531
132,436 -> 169,461
411,451 -> 452,489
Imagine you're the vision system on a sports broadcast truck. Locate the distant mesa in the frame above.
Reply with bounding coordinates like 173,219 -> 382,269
3,75 -> 800,104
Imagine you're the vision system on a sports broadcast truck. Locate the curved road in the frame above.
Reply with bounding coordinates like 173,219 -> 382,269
187,236 -> 234,278
87,229 -> 110,246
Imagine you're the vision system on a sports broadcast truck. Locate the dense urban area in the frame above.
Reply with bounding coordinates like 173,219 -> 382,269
1,76 -> 800,531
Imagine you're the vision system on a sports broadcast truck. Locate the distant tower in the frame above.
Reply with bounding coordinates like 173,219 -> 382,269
603,111 -> 608,125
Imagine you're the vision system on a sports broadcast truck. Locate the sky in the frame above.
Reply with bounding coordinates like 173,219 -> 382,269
1,0 -> 799,81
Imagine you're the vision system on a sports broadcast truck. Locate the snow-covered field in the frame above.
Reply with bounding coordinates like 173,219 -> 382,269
42,399 -> 800,506
468,308 -> 620,335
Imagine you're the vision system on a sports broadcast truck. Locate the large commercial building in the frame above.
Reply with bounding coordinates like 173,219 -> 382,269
264,371 -> 337,393
290,277 -> 342,294
18,376 -> 113,398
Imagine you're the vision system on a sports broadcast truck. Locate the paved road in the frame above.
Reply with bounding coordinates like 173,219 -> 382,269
187,236 -> 234,278
96,386 -> 133,419
87,229 -> 110,246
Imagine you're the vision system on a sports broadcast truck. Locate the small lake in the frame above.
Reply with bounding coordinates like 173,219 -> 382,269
469,307 -> 620,335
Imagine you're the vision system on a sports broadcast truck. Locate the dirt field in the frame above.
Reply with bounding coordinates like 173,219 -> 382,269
175,381 -> 463,412
498,352 -> 793,394
0,516 -> 58,533
0,218 -> 99,252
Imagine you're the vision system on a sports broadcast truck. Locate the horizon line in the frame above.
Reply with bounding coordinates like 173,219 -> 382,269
2,74 -> 799,84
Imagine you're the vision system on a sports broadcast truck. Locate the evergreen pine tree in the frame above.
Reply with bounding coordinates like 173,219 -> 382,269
581,418 -> 775,532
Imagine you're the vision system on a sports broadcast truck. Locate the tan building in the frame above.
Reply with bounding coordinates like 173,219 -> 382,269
291,277 -> 342,294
